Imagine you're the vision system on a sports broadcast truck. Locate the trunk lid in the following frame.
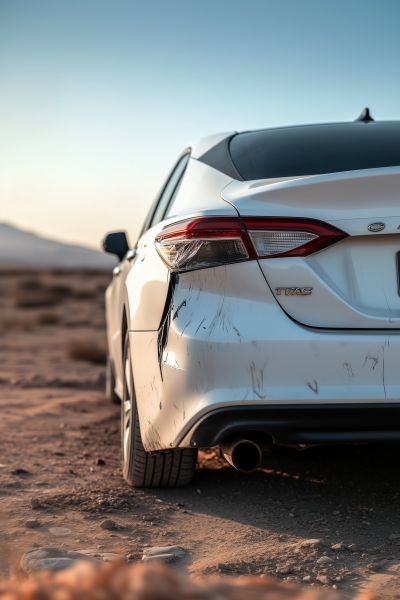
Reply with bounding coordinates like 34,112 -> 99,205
222,166 -> 400,328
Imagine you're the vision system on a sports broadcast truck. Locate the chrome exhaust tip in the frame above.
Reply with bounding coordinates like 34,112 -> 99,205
220,434 -> 262,473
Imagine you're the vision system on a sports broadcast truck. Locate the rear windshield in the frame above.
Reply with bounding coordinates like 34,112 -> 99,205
229,122 -> 400,180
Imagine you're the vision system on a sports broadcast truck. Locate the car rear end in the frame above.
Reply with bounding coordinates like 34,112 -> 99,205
131,116 -> 400,470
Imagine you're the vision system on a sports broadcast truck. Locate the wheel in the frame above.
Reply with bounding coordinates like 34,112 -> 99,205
121,332 -> 198,488
106,354 -> 120,404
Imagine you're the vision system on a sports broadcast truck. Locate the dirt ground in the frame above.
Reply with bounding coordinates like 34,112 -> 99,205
1,268 -> 400,598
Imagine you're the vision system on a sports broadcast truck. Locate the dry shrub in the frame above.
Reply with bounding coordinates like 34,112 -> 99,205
36,313 -> 60,326
65,339 -> 106,364
0,560 -> 376,600
15,280 -> 73,309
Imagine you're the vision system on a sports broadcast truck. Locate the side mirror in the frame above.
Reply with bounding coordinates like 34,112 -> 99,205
102,231 -> 130,261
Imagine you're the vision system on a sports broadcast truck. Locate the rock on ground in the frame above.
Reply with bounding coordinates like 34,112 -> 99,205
142,546 -> 185,563
100,519 -> 116,530
49,527 -> 72,536
21,547 -> 100,573
25,519 -> 40,528
300,539 -> 323,548
276,566 -> 292,574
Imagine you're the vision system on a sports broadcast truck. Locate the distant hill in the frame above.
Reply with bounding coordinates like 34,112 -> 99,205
0,223 -> 118,269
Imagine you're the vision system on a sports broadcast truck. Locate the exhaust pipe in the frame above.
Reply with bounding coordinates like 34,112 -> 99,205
220,434 -> 262,473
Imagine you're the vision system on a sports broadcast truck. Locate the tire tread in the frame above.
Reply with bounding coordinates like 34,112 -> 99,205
121,333 -> 197,488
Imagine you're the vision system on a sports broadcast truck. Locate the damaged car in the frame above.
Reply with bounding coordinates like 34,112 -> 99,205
103,108 -> 400,487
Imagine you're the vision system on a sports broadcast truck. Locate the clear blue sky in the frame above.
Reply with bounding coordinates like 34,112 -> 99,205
1,0 -> 399,248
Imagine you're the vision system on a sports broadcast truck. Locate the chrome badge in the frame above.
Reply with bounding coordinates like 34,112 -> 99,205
368,222 -> 385,232
275,287 -> 313,296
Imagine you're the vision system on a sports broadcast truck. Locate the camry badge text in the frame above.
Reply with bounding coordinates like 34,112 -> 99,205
275,287 -> 313,296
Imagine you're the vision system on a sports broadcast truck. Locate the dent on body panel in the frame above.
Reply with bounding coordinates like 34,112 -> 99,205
160,265 -> 276,412
158,274 -> 182,378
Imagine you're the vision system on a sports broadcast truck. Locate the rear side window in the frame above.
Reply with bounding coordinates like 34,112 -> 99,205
149,153 -> 190,228
229,122 -> 400,180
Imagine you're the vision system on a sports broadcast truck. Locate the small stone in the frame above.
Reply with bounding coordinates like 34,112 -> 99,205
95,459 -> 106,466
100,519 -> 116,531
25,519 -> 40,529
31,497 -> 40,509
389,533 -> 400,540
100,553 -> 125,562
276,566 -> 292,574
367,562 -> 382,572
143,515 -> 155,522
317,575 -> 330,584
260,574 -> 268,579
197,489 -> 201,494
142,546 -> 185,563
331,543 -> 344,550
347,544 -> 358,552
289,513 -> 295,517
143,553 -> 175,563
336,576 -> 342,581
332,511 -> 340,515
49,527 -> 71,536
303,575 -> 311,582
300,539 -> 323,548
317,556 -> 334,564
332,584 -> 338,589
13,468 -> 30,475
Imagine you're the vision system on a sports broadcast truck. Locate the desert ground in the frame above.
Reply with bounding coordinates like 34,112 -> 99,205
1,268 -> 400,598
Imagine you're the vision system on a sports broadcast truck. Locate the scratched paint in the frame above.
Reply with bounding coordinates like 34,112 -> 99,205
129,263 -> 398,453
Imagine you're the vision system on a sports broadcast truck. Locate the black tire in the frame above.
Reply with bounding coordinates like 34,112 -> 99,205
121,332 -> 198,488
106,354 -> 120,404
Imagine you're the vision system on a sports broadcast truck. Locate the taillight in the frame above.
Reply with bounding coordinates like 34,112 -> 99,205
243,217 -> 348,258
155,216 -> 348,271
155,217 -> 254,271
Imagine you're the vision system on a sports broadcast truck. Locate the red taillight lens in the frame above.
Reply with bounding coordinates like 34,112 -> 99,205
155,217 -> 255,271
155,216 -> 348,271
243,217 -> 348,258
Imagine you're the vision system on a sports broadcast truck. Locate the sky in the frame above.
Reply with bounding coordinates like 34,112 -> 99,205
1,0 -> 399,249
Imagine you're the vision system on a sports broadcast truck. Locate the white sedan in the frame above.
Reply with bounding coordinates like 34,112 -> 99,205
103,108 -> 400,488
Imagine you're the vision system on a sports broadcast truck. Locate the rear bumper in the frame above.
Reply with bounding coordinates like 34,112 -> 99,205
187,404 -> 400,446
130,261 -> 400,452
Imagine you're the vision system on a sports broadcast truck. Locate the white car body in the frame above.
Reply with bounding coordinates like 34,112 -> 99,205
105,115 -> 400,463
